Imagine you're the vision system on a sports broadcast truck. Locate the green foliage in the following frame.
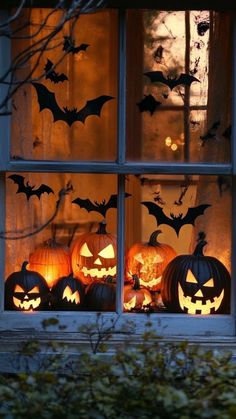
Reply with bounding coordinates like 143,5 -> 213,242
1,318 -> 236,418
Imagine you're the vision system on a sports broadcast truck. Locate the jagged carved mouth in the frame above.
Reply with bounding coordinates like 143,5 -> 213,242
178,283 -> 224,315
13,296 -> 41,310
62,288 -> 80,304
139,276 -> 162,288
80,266 -> 116,278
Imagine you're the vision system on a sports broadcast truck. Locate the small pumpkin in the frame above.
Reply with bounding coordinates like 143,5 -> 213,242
50,273 -> 85,311
28,239 -> 71,289
85,275 -> 116,311
161,233 -> 231,315
71,221 -> 117,285
123,275 -> 152,312
5,261 -> 49,311
125,230 -> 176,291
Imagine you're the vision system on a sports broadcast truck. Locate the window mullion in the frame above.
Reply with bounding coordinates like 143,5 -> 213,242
116,9 -> 127,314
0,11 -> 11,170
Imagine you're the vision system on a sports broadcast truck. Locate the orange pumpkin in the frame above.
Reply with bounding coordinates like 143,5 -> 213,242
123,275 -> 152,311
71,221 -> 117,285
28,239 -> 71,289
125,230 -> 176,291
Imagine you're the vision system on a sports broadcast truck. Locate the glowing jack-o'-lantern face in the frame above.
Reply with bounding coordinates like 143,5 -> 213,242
178,270 -> 225,315
71,222 -> 117,285
5,261 -> 49,311
13,284 -> 41,310
123,275 -> 153,312
51,274 -> 85,311
161,236 -> 231,315
125,230 -> 176,291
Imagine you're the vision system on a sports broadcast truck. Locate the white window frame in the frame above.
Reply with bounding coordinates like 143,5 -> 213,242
0,6 -> 236,353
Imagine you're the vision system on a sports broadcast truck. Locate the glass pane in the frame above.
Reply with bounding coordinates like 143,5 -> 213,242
126,10 -> 232,163
124,174 -> 231,314
5,173 -> 117,311
10,9 -> 118,161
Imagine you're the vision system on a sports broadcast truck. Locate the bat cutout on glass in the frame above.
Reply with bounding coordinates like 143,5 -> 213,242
44,59 -> 68,84
72,193 -> 131,218
63,36 -> 89,55
32,82 -> 114,127
141,201 -> 211,236
144,71 -> 200,91
137,94 -> 162,115
8,174 -> 54,200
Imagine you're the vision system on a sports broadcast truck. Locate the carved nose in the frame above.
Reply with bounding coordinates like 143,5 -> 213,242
24,295 -> 29,300
194,289 -> 203,297
94,257 -> 102,265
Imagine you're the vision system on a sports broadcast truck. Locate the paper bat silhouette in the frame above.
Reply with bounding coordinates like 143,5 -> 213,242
72,193 -> 131,218
63,36 -> 89,54
141,201 -> 211,236
44,59 -> 68,84
8,174 -> 54,200
144,71 -> 200,90
137,94 -> 162,115
32,82 -> 114,127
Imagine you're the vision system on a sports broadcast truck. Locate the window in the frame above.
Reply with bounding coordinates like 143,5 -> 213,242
0,4 -> 235,338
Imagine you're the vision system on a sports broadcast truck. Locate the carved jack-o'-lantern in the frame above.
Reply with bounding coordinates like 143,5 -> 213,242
125,230 -> 176,291
28,239 -> 71,289
50,273 -> 85,310
71,221 -> 117,285
5,261 -> 49,311
161,235 -> 231,315
85,276 -> 116,311
123,275 -> 152,312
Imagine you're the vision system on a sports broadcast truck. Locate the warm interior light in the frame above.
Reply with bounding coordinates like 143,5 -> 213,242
165,136 -> 172,146
171,143 -> 178,151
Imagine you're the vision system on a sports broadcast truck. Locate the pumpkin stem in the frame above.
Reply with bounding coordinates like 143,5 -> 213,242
21,261 -> 29,271
97,221 -> 107,235
132,274 -> 141,290
148,230 -> 162,246
193,239 -> 207,256
104,275 -> 115,284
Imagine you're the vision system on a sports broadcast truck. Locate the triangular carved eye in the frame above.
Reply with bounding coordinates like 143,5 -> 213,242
80,243 -> 93,257
28,286 -> 40,294
203,278 -> 214,287
186,269 -> 198,283
98,244 -> 115,259
14,284 -> 25,293
134,253 -> 144,264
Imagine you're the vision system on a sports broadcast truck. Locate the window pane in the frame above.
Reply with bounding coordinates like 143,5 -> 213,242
124,174 -> 231,314
5,173 -> 117,311
126,10 -> 232,163
10,9 -> 118,161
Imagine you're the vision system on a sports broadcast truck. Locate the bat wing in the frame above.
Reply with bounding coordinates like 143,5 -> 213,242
141,202 -> 174,227
181,204 -> 211,227
32,82 -> 68,123
76,95 -> 114,123
171,73 -> 200,89
144,71 -> 168,84
8,174 -> 26,193
142,202 -> 211,236
72,197 -> 99,213
32,184 -> 54,199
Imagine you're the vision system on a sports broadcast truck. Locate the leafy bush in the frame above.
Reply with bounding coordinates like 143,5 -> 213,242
1,317 -> 236,418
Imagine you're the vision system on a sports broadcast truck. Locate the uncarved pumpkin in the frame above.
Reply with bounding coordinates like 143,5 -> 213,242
71,221 -> 117,285
85,275 -> 116,311
5,261 -> 49,311
161,234 -> 231,315
28,239 -> 71,289
125,230 -> 176,291
123,275 -> 152,312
